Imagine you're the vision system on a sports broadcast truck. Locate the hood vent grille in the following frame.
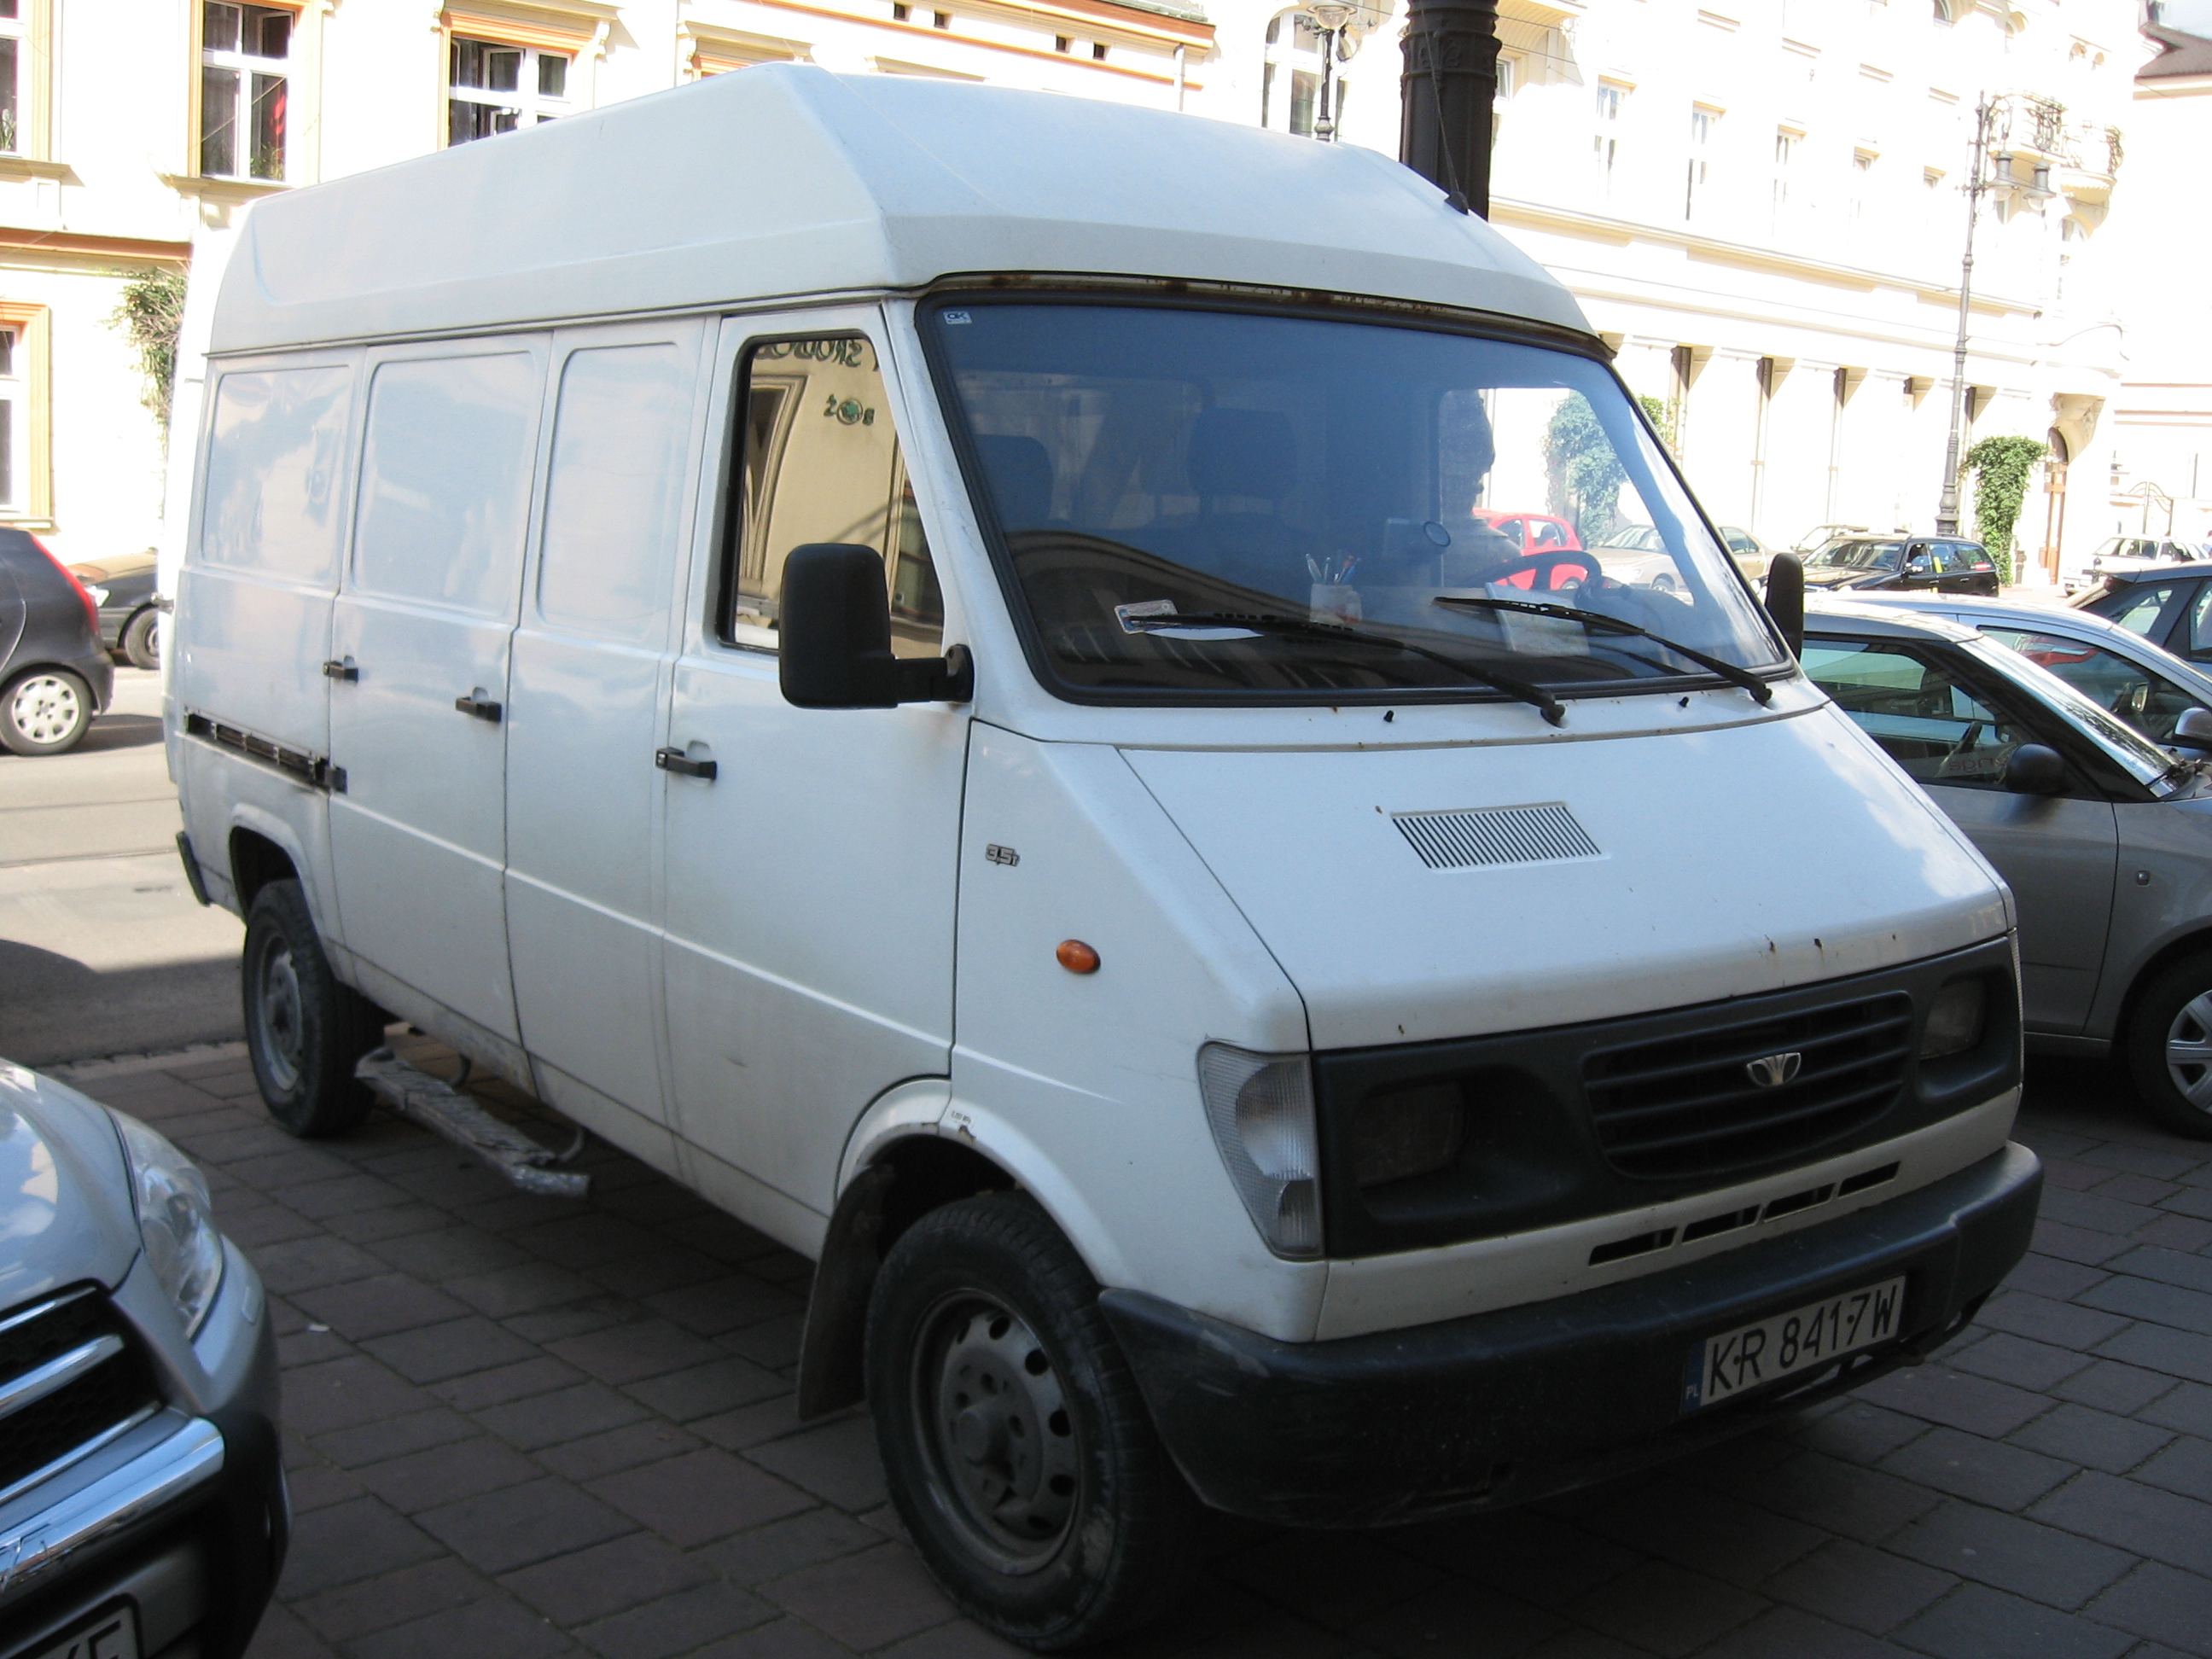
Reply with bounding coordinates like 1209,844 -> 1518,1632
1392,802 -> 1601,870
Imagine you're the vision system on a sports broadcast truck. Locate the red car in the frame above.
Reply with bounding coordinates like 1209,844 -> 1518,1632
1468,510 -> 1587,590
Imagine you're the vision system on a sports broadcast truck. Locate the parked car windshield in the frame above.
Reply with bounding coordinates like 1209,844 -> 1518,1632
1813,541 -> 1902,572
1964,636 -> 2198,795
928,302 -> 1784,701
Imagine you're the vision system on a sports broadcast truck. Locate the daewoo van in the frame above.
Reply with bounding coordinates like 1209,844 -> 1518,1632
167,67 -> 2040,1649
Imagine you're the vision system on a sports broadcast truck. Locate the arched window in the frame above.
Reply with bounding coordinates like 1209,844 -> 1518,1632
1260,9 -> 1330,137
1931,0 -> 1953,20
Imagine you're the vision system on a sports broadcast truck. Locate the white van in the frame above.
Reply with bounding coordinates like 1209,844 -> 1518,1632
170,67 -> 2040,1649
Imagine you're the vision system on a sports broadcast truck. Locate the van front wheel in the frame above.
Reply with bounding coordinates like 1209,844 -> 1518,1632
866,1192 -> 1197,1650
2125,950 -> 2212,1141
242,879 -> 379,1138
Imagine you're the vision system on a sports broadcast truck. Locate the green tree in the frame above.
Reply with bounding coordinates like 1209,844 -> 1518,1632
1962,434 -> 2046,585
1544,393 -> 1674,539
109,267 -> 189,436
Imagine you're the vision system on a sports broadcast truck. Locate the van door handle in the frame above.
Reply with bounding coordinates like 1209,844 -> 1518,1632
455,694 -> 503,723
323,660 -> 358,682
655,747 -> 717,780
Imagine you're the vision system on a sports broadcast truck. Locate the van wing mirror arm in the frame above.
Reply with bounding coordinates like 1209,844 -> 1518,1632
1763,553 -> 1805,660
896,643 -> 973,705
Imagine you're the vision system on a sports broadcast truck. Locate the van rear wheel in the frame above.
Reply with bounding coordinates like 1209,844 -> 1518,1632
242,879 -> 380,1138
866,1191 -> 1197,1650
2124,951 -> 2212,1141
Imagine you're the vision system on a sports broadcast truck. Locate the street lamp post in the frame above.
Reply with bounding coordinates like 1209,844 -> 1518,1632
1398,0 -> 1501,215
1309,0 -> 1355,142
1935,96 -> 1995,538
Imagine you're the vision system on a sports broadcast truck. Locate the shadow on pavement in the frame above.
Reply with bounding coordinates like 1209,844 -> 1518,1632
76,712 -> 165,754
0,938 -> 241,1065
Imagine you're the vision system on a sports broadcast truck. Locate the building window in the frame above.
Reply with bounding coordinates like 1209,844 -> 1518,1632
449,37 -> 570,144
1594,83 -> 1626,193
1054,34 -> 1069,50
1091,40 -> 1107,58
0,1 -> 22,154
201,2 -> 288,181
933,11 -> 949,27
1261,9 -> 1324,138
0,325 -> 20,510
1494,55 -> 1517,101
1685,105 -> 1719,219
1850,149 -> 1876,219
893,3 -> 909,18
1773,128 -> 1798,211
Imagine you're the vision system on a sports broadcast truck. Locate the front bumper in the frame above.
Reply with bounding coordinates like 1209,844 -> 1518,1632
1102,1142 -> 2040,1528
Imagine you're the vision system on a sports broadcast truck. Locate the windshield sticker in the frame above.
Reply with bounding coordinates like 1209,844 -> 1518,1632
1117,599 -> 1179,632
1485,585 -> 1591,656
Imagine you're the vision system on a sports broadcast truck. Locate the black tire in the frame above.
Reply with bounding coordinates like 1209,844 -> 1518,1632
242,880 -> 380,1138
121,607 -> 160,671
866,1192 -> 1198,1650
2123,951 -> 2212,1140
0,667 -> 91,755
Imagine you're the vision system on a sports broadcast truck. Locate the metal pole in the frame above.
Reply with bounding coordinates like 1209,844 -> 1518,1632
1399,0 -> 1500,216
1174,44 -> 1185,112
1316,26 -> 1338,139
1936,96 -> 1992,538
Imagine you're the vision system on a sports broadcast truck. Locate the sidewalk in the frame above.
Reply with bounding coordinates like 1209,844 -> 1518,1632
60,1045 -> 2212,1659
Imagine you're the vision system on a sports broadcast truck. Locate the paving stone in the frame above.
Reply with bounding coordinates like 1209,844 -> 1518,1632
2009,1403 -> 2177,1475
2137,1214 -> 2212,1253
1848,1364 -> 2052,1439
2133,1435 -> 2212,1503
2161,1187 -> 2212,1221
367,1225 -> 535,1281
276,1495 -> 445,1598
1894,1582 -> 2137,1659
1876,1425 -> 2075,1511
289,1557 -> 495,1643
742,1416 -> 889,1514
2090,1172 -> 2185,1207
353,1435 -> 543,1513
643,1275 -> 806,1337
445,1262 -> 605,1318
2054,1359 -> 2179,1415
621,1355 -> 787,1423
247,1236 -> 390,1295
311,1406 -> 479,1470
718,1314 -> 806,1372
1560,1561 -> 1763,1659
586,1448 -> 817,1546
2079,1275 -> 2212,1336
283,1172 -> 414,1220
1757,1538 -> 1953,1633
1887,1498 -> 2134,1609
1585,1479 -> 1825,1588
325,1202 -> 458,1244
2142,1382 -> 2212,1437
576,1581 -> 778,1659
873,1622 -> 1036,1659
2080,1144 -> 2205,1181
1977,1292 -> 2136,1351
224,1203 -> 327,1249
1696,1605 -> 1902,1659
2094,1323 -> 2212,1386
763,1544 -> 960,1650
283,1462 -> 364,1514
1785,1402 -> 1931,1465
237,1601 -> 341,1659
364,1314 -> 544,1385
498,1532 -> 714,1626
475,1381 -> 655,1451
2039,1187 -> 2169,1237
280,1355 -> 437,1436
344,1590 -> 581,1659
2081,1561 -> 2212,1658
2031,1220 -> 2139,1267
547,1319 -> 730,1385
533,1421 -> 701,1484
505,1301 -> 639,1344
684,1617 -> 854,1659
416,1476 -> 638,1575
701,1508 -> 893,1587
437,1356 -> 591,1412
276,1329 -> 355,1369
508,1213 -> 669,1270
2044,1158 -> 2113,1192
2030,1470 -> 2212,1575
584,1245 -> 731,1300
1946,1331 -> 2093,1392
1343,1577 -> 1562,1659
691,1394 -> 812,1454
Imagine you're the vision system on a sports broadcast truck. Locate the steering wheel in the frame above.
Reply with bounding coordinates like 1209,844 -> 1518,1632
1458,550 -> 1603,592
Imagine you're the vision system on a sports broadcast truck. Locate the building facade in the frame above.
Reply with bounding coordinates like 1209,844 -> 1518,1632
8,0 -> 2153,579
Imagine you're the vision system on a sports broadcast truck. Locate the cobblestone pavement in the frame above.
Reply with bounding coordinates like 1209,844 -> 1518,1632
55,1045 -> 2212,1659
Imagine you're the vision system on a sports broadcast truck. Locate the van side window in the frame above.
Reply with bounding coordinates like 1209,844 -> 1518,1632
201,365 -> 353,584
538,342 -> 689,647
720,335 -> 943,655
355,352 -> 538,615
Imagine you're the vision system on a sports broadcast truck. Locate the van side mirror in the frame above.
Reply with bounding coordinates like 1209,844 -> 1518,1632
2003,743 -> 2068,796
1763,553 -> 1804,659
778,544 -> 973,710
2174,706 -> 2212,752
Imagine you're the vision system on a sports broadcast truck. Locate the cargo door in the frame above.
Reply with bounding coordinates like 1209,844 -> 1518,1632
328,341 -> 545,1043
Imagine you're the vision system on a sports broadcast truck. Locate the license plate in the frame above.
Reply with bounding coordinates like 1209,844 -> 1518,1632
29,1603 -> 137,1659
1682,1277 -> 1906,1412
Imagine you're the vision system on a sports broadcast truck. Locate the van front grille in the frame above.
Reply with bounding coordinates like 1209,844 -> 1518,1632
1583,992 -> 1913,1179
0,1288 -> 157,1501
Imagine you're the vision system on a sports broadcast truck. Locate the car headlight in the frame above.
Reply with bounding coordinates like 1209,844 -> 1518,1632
1919,979 -> 1988,1062
112,1113 -> 224,1336
1198,1044 -> 1321,1259
83,584 -> 109,605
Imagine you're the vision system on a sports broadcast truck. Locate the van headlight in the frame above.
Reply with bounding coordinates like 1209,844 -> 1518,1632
1919,979 -> 1988,1061
113,1113 -> 225,1336
1198,1044 -> 1321,1259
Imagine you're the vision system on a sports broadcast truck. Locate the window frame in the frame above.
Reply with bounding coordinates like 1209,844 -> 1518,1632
198,0 -> 292,183
446,32 -> 573,145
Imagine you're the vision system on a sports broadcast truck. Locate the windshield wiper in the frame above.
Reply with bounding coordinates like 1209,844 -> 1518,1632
1429,595 -> 1775,706
1126,612 -> 1568,725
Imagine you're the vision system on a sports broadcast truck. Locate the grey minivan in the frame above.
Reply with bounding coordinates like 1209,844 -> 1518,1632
1805,601 -> 2212,1138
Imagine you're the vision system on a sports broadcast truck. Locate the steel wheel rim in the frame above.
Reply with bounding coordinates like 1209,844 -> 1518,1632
9,675 -> 79,745
911,1291 -> 1080,1574
254,940 -> 306,1093
2164,991 -> 2212,1115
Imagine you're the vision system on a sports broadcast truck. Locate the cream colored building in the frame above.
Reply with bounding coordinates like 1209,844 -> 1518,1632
8,0 -> 2157,580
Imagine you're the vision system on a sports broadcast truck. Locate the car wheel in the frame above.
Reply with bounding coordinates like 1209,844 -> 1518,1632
1650,573 -> 1679,592
2123,952 -> 2212,1140
242,879 -> 381,1138
121,607 -> 160,671
867,1191 -> 1198,1650
0,667 -> 92,756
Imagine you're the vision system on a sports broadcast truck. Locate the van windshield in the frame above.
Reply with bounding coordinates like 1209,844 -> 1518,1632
928,302 -> 1787,702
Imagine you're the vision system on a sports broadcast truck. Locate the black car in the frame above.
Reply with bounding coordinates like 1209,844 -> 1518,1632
1,527 -> 114,755
2073,561 -> 2212,667
1800,535 -> 2001,597
67,550 -> 160,670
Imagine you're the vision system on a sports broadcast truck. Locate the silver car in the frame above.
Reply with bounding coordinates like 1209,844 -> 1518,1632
0,1062 -> 282,1658
1850,591 -> 2212,752
1804,601 -> 2212,1140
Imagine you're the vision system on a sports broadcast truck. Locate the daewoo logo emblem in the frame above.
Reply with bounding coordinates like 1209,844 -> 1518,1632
1745,1051 -> 1803,1089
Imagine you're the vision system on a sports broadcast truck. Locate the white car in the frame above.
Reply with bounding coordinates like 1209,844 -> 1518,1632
2065,536 -> 2210,596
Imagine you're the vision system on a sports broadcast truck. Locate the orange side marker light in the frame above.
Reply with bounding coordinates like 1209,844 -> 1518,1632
1057,940 -> 1101,975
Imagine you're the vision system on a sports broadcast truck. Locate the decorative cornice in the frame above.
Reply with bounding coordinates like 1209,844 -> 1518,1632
0,227 -> 191,261
160,172 -> 290,204
0,157 -> 72,182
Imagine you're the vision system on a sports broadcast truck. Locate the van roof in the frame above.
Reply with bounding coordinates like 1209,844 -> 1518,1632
212,64 -> 1589,354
